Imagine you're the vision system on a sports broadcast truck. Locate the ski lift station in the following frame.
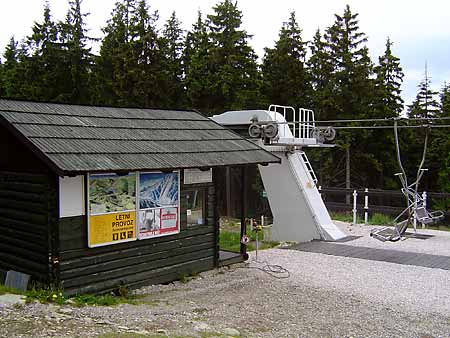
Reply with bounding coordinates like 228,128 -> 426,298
212,105 -> 346,242
0,99 -> 280,295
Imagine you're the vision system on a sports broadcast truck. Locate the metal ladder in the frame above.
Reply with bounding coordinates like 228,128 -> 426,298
300,151 -> 318,185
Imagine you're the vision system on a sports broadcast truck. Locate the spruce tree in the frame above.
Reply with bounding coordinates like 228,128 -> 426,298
407,66 -> 440,118
370,38 -> 405,187
129,0 -> 165,107
94,0 -> 165,107
161,11 -> 186,109
184,11 -> 212,112
307,29 -> 334,120
324,4 -> 374,120
373,38 -> 404,117
321,5 -> 376,188
25,2 -> 65,101
261,11 -> 311,109
428,83 -> 450,192
59,0 -> 93,103
206,0 -> 260,114
2,37 -> 20,98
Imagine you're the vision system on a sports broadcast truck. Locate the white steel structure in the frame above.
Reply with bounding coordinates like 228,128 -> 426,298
212,106 -> 346,242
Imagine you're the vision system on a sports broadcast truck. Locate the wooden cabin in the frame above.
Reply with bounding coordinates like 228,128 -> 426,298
0,100 -> 279,295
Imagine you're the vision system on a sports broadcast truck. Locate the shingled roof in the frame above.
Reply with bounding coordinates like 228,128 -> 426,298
0,100 -> 280,175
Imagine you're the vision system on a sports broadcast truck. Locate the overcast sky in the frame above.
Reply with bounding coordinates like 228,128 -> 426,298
1,0 -> 449,108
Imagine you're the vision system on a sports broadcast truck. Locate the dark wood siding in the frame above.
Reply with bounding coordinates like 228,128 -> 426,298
0,171 -> 57,282
58,180 -> 218,295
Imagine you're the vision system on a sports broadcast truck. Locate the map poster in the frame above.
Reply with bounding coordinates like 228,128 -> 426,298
88,173 -> 137,248
138,172 -> 180,239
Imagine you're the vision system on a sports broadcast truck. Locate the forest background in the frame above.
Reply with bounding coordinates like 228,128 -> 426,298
0,0 -> 448,195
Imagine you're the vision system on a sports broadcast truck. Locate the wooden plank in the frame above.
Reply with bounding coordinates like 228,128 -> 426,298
0,190 -> 47,203
59,215 -> 215,253
0,233 -> 47,254
0,208 -> 47,225
63,257 -> 214,296
0,216 -> 47,237
0,198 -> 47,215
0,182 -> 48,194
60,242 -> 214,279
0,171 -> 49,184
61,248 -> 214,288
60,233 -> 214,267
0,252 -> 49,276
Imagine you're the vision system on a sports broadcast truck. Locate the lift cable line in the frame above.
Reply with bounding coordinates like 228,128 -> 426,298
314,117 -> 450,123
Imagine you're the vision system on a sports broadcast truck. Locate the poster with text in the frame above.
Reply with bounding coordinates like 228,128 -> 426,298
88,173 -> 137,247
138,172 -> 179,239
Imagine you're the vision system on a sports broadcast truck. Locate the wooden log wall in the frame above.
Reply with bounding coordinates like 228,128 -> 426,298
58,179 -> 217,295
0,171 -> 57,282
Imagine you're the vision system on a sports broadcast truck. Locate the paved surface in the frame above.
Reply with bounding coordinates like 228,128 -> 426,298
289,241 -> 450,270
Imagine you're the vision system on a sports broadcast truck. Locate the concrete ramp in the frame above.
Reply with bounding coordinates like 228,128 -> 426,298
260,150 -> 346,242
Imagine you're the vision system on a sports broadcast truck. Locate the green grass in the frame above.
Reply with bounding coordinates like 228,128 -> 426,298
330,211 -> 356,223
369,213 -> 394,225
219,230 -> 279,252
0,284 -> 22,295
0,283 -> 141,306
331,211 -> 395,225
219,231 -> 242,252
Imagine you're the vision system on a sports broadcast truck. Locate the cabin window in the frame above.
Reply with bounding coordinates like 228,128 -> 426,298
183,188 -> 206,227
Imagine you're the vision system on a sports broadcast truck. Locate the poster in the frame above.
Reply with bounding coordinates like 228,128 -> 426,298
88,173 -> 137,247
138,172 -> 180,239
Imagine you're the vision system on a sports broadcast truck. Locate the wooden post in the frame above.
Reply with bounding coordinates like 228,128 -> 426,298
346,146 -> 351,205
240,166 -> 248,258
226,167 -> 231,216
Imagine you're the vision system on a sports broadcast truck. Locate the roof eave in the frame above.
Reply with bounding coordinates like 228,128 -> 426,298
0,116 -> 65,176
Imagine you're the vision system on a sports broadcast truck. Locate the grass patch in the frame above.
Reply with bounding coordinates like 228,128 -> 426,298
369,213 -> 394,225
219,231 -> 242,252
330,211 -> 355,223
71,293 -> 140,306
219,230 -> 279,252
331,211 -> 395,225
0,283 -> 141,306
0,284 -> 22,296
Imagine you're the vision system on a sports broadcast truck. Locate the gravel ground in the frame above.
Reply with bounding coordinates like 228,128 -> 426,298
1,223 -> 450,338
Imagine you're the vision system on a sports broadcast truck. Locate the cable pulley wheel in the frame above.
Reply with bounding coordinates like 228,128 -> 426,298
323,127 -> 336,141
263,122 -> 278,139
248,123 -> 261,138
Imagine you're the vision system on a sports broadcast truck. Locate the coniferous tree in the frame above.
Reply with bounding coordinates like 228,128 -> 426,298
206,0 -> 260,114
373,38 -> 404,117
261,11 -> 311,109
324,4 -> 373,120
184,11 -> 212,112
1,37 -> 20,98
161,11 -> 186,108
130,0 -> 165,107
321,5 -> 376,188
25,2 -> 65,101
94,0 -> 136,106
407,66 -> 440,118
307,29 -> 334,120
59,0 -> 93,103
94,0 -> 165,107
427,83 -> 450,192
369,38 -> 405,187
